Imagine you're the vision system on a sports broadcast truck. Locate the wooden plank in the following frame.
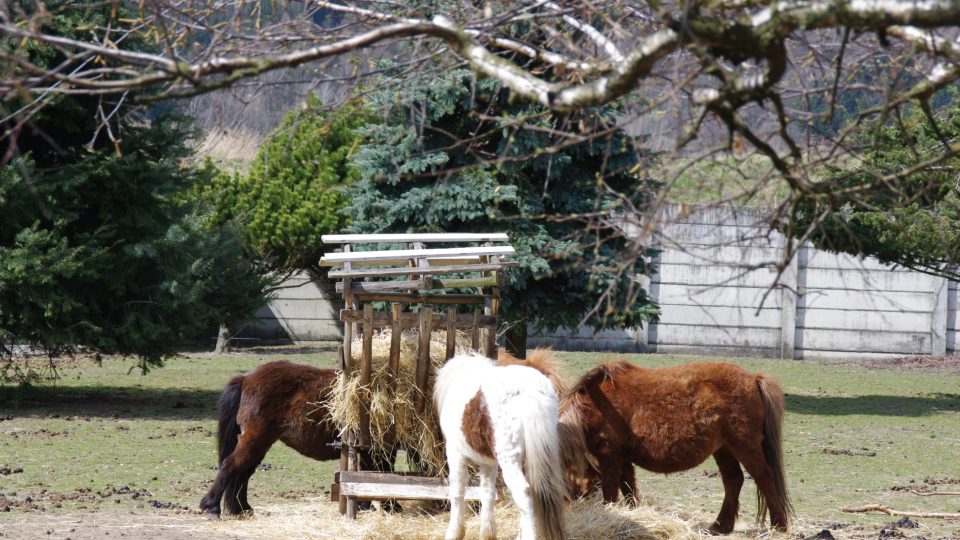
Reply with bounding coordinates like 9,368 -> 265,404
335,256 -> 485,267
389,303 -> 401,384
471,309 -> 481,351
322,232 -> 509,244
340,309 -> 498,329
359,304 -> 373,447
335,276 -> 500,293
320,246 -> 515,266
353,292 -> 486,305
446,307 -> 457,360
416,307 -> 433,413
340,480 -> 485,502
328,263 -> 511,280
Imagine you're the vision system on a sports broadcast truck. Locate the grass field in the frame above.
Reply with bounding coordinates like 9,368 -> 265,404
1,349 -> 958,539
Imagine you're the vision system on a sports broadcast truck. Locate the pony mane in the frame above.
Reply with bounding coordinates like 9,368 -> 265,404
497,348 -> 569,395
568,359 -> 633,396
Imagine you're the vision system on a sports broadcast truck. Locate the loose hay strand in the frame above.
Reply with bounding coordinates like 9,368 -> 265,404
321,328 -> 476,475
205,497 -> 712,540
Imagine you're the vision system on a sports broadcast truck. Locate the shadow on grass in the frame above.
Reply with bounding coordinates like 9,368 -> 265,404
787,393 -> 960,416
0,385 -> 223,420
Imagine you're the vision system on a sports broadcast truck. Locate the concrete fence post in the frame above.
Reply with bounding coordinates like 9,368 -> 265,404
779,242 -> 800,360
931,276 -> 949,356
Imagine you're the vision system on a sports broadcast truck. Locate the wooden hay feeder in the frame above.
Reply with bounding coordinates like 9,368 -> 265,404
320,232 -> 514,518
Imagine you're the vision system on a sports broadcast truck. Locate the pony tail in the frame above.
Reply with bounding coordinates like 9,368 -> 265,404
217,375 -> 244,464
756,374 -> 793,525
557,391 -> 599,498
522,398 -> 568,540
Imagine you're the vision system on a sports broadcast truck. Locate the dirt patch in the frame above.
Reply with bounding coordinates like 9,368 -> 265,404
838,354 -> 960,371
821,447 -> 877,457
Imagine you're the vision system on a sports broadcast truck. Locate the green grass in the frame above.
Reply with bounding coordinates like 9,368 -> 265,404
1,351 -> 958,538
660,155 -> 790,207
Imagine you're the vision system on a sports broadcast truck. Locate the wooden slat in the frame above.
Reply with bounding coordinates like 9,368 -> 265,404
353,292 -> 486,305
320,246 -> 515,266
335,276 -> 500,293
471,309 -> 481,351
322,233 -> 509,244
416,307 -> 433,413
337,256 -> 485,267
338,471 -> 494,502
446,307 -> 457,360
340,309 -> 498,329
359,304 -> 373,447
389,303 -> 401,384
339,479 -> 485,502
328,263 -> 511,280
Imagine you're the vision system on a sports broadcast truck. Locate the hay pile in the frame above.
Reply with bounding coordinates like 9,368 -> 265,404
322,328 -> 478,475
205,497 -> 720,540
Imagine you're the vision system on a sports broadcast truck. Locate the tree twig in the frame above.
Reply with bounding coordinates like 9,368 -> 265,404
842,504 -> 960,519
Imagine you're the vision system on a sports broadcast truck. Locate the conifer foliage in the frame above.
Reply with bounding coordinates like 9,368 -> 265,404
347,70 -> 659,353
0,7 -> 267,373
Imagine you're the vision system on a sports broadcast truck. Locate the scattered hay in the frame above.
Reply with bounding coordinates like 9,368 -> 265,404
206,497 -> 715,540
321,328 -> 477,475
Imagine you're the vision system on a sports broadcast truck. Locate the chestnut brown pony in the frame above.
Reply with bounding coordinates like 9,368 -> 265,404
566,360 -> 792,533
199,361 -> 340,518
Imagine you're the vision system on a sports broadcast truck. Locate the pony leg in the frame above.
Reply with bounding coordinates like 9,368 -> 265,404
499,455 -> 536,540
201,421 -> 275,517
619,462 -> 638,506
598,455 -> 623,503
710,447 -> 744,534
444,449 -> 468,540
732,449 -> 788,531
478,462 -> 498,540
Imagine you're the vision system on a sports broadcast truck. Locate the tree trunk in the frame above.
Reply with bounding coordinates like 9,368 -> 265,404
214,323 -> 231,354
503,324 -> 527,359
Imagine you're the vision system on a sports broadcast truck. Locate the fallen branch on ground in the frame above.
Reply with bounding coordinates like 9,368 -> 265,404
842,504 -> 960,519
906,490 -> 960,497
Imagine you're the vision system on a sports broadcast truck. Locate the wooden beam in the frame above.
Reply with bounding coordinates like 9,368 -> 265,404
322,232 -> 509,244
320,246 -> 515,266
339,476 -> 486,502
359,304 -> 373,447
446,307 -> 457,360
353,292 -> 486,305
340,309 -> 497,329
335,276 -> 500,293
388,303 -> 401,386
328,262 -> 511,280
416,307 -> 433,413
339,481 -> 482,501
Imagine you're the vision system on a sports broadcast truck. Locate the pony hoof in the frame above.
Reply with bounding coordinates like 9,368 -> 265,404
202,510 -> 221,521
707,523 -> 733,535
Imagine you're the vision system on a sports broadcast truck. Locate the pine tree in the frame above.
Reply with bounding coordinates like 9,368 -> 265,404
0,6 -> 268,374
347,69 -> 659,355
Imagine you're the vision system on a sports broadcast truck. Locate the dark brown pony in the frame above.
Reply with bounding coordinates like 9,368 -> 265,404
566,360 -> 792,533
199,361 -> 340,518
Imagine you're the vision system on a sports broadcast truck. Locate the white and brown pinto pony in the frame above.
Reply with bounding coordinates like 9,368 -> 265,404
434,352 -> 567,540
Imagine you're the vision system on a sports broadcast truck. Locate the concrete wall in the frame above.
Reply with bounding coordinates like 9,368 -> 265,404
246,205 -> 958,359
240,274 -> 342,344
533,205 -> 958,359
